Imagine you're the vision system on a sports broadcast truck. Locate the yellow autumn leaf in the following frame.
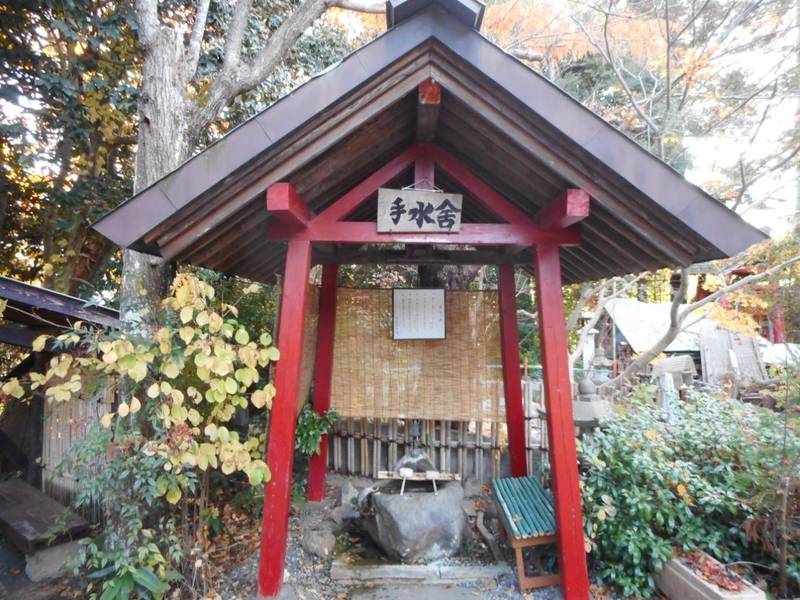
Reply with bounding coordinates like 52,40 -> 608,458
1,379 -> 25,399
32,335 -> 49,352
251,389 -> 268,409
179,326 -> 195,345
118,401 -> 130,417
166,486 -> 182,504
100,412 -> 114,428
130,397 -> 142,414
180,306 -> 193,324
187,408 -> 202,426
676,483 -> 687,497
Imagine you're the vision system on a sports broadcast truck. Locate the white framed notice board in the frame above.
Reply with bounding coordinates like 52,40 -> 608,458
392,289 -> 446,340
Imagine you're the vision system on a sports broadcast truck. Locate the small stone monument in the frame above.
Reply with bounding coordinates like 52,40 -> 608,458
571,378 -> 614,428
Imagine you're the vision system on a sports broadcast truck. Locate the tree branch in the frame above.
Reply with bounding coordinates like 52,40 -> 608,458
223,0 -> 254,73
185,0 -> 212,82
508,48 -> 546,62
133,0 -> 160,48
608,253 -> 800,387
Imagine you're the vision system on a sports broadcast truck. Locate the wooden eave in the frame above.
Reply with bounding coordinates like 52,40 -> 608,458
92,5 -> 766,284
0,276 -> 119,348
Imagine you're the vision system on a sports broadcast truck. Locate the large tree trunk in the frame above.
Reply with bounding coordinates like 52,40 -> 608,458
120,25 -> 189,327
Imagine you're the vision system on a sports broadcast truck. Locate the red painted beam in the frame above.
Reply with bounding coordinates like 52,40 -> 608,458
535,189 -> 590,230
306,263 -> 339,502
314,147 -> 419,223
266,182 -> 311,230
426,145 -> 535,226
258,239 -> 312,598
497,264 -> 528,477
533,244 -> 590,599
268,221 -> 579,247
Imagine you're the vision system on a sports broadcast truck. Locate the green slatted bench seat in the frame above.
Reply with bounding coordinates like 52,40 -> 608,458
492,476 -> 560,591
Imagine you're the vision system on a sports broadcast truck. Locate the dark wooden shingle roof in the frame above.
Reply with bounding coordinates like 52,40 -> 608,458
92,0 -> 766,283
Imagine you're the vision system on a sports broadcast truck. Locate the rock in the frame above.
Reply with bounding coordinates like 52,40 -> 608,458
461,477 -> 483,498
394,448 -> 435,473
301,528 -> 337,559
360,481 -> 466,563
330,505 -> 359,531
336,482 -> 358,508
460,499 -> 477,517
25,539 -> 82,582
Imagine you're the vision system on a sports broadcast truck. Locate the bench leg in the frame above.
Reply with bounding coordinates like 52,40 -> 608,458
513,539 -> 561,592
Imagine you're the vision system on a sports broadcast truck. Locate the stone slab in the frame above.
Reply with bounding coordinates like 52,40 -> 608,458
25,539 -> 81,582
330,560 -> 510,586
349,584 -> 484,600
656,557 -> 767,600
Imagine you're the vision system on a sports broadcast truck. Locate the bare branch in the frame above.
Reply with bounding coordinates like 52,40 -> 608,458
608,267 -> 689,385
185,0 -> 212,82
223,0 -> 254,72
508,48 -> 546,62
683,253 -> 800,315
608,253 -> 800,386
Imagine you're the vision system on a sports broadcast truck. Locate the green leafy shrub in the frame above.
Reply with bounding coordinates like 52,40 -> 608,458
580,388 -> 800,597
295,403 -> 338,456
2,274 -> 278,598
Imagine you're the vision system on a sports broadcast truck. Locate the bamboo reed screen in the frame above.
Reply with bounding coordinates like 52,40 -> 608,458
330,289 -> 505,422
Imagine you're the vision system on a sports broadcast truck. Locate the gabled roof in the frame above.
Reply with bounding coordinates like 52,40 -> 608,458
93,0 -> 766,284
0,276 -> 119,348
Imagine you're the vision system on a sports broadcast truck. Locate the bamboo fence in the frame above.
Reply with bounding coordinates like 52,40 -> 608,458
328,378 -> 550,483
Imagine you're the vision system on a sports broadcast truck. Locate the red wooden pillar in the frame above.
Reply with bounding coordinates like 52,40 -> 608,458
497,263 -> 528,477
258,239 -> 312,598
533,244 -> 590,599
306,263 -> 339,502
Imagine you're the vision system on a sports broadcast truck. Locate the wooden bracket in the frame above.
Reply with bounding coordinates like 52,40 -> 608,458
416,79 -> 441,143
266,183 -> 311,230
534,189 -> 589,230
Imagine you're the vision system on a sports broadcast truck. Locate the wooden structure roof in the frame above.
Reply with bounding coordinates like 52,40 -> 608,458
0,276 -> 119,348
92,0 -> 766,283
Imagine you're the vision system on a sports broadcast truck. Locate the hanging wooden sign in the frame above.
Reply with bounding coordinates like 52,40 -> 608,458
377,188 -> 463,233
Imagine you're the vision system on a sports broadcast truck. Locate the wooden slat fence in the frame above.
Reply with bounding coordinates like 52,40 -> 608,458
41,383 -> 113,520
329,378 -> 550,483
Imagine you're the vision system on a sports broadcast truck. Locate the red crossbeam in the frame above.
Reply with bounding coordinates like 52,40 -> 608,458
267,220 -> 578,246
266,182 -> 311,230
535,189 -> 589,229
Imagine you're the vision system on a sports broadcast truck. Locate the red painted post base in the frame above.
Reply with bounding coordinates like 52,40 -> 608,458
497,264 -> 528,477
257,239 -> 312,598
307,264 -> 339,502
534,244 -> 590,599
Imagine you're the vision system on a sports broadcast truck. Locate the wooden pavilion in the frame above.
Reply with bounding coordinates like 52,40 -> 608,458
93,0 -> 766,596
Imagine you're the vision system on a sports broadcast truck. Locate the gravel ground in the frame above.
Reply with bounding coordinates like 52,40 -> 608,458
219,475 -> 568,600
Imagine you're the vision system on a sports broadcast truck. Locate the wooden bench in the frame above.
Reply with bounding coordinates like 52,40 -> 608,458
0,479 -> 88,555
492,476 -> 560,591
